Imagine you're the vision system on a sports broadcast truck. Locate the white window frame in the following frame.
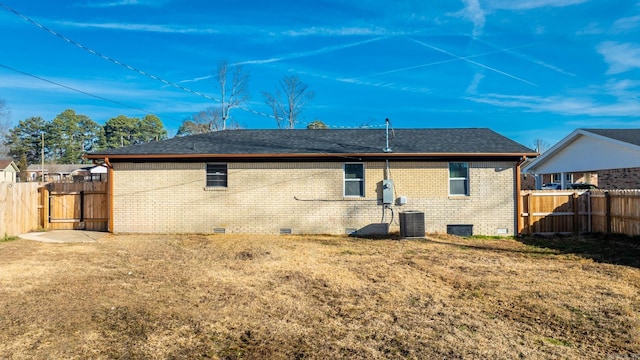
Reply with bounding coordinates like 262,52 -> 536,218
206,163 -> 228,188
449,162 -> 469,196
344,163 -> 365,197
552,173 -> 573,183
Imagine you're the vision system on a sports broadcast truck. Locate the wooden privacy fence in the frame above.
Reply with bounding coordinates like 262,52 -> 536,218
42,182 -> 109,231
520,189 -> 640,236
0,182 -> 41,237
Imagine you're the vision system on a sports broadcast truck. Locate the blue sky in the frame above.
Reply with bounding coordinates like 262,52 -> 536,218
1,0 -> 639,149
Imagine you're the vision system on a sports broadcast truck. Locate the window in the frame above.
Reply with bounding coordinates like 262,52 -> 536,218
449,162 -> 469,196
344,163 -> 364,197
206,163 -> 227,187
552,173 -> 573,183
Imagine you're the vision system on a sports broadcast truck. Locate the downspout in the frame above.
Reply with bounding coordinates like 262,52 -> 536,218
96,158 -> 115,233
515,156 -> 527,236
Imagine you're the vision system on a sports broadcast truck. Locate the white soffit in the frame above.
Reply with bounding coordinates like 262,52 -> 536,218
526,132 -> 640,174
90,166 -> 108,174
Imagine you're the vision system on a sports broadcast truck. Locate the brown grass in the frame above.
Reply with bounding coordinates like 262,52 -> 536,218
0,233 -> 639,359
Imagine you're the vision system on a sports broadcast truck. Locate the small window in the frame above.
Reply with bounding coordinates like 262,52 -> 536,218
344,163 -> 364,197
449,162 -> 469,196
552,173 -> 573,183
206,163 -> 227,187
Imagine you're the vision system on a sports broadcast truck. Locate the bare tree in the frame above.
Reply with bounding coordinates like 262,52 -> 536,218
177,106 -> 240,136
533,138 -> 550,154
216,60 -> 249,130
263,75 -> 314,129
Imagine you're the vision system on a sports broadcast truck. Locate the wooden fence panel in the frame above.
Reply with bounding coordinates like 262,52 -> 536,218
521,189 -> 640,237
45,182 -> 109,231
49,192 -> 81,230
521,191 -> 589,235
83,190 -> 108,231
589,192 -> 607,234
0,182 -> 40,237
609,190 -> 640,236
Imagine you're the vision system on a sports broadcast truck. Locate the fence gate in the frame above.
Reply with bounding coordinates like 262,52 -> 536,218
41,182 -> 109,231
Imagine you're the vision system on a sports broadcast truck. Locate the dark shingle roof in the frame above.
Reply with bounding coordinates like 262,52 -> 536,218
583,129 -> 640,147
88,128 -> 535,158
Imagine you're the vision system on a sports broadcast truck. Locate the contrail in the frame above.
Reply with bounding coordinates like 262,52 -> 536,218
408,37 -> 537,87
470,36 -> 575,76
231,36 -> 390,66
358,42 -> 539,79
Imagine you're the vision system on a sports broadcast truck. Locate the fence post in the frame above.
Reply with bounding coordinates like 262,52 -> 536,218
80,190 -> 85,223
526,193 -> 532,235
605,191 -> 611,235
42,186 -> 50,230
572,192 -> 579,234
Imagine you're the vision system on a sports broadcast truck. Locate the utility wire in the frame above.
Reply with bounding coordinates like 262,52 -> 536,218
0,2 -> 273,119
0,63 -> 181,122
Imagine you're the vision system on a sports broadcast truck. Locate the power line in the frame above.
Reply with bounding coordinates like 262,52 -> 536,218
0,63 -> 181,122
0,2 -> 273,120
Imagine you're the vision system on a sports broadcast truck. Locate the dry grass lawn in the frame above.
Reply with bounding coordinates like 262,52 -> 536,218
0,233 -> 639,359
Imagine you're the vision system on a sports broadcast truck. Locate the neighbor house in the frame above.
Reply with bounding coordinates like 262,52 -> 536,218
85,128 -> 537,236
523,129 -> 640,189
26,164 -> 106,182
0,159 -> 19,183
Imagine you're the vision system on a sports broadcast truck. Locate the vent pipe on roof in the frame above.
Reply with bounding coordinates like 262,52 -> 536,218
383,118 -> 392,153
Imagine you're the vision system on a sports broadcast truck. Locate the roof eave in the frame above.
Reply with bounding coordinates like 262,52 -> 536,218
524,128 -> 640,173
85,152 -> 537,160
523,129 -> 585,173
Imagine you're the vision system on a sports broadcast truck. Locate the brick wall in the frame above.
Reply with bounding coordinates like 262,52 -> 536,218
597,167 -> 640,189
112,160 -> 518,236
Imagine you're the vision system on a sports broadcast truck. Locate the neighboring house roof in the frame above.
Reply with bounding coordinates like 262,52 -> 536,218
0,159 -> 19,171
26,164 -> 93,173
86,128 -> 536,160
524,129 -> 640,174
583,129 -> 640,147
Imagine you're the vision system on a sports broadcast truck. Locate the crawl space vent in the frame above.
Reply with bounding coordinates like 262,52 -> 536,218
447,224 -> 473,237
279,228 -> 292,235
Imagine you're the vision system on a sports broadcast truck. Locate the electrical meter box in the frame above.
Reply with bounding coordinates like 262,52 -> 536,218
382,180 -> 394,204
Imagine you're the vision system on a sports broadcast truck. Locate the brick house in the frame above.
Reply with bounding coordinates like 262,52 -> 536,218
523,129 -> 640,190
85,128 -> 536,236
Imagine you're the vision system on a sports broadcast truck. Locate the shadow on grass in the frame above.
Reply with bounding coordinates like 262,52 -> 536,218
350,232 -> 640,268
518,233 -> 640,269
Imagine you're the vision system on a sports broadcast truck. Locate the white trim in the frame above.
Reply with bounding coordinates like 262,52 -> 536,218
448,162 -> 469,196
344,162 -> 365,197
524,129 -> 640,174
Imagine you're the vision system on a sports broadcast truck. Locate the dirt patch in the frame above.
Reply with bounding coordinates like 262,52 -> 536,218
0,233 -> 638,359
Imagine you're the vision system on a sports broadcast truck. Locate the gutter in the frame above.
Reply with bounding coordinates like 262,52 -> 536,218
515,156 -> 528,236
84,152 -> 539,161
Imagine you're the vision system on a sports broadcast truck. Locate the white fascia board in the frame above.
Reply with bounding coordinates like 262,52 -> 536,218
523,129 -> 585,173
524,130 -> 640,174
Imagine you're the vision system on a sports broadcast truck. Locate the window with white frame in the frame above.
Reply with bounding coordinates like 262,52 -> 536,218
344,163 -> 364,197
449,162 -> 469,196
206,163 -> 227,187
552,173 -> 573,183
